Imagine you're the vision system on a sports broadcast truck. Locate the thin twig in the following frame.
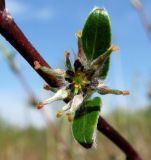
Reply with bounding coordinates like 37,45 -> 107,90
0,2 -> 142,160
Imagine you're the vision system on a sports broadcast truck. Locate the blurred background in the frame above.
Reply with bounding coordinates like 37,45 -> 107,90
0,0 -> 151,159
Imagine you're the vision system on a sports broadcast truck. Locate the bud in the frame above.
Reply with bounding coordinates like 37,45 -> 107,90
34,61 -> 41,70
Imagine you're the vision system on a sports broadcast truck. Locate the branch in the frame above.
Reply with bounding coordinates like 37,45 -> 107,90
0,0 -> 5,11
0,2 -> 142,160
97,117 -> 142,160
0,8 -> 61,88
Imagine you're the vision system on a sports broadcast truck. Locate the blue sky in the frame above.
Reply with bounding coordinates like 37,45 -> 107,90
0,0 -> 151,127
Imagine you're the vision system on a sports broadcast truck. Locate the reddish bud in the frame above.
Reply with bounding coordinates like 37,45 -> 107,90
34,61 -> 41,70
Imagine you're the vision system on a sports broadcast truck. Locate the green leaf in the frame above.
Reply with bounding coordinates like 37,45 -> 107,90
72,97 -> 101,148
82,8 -> 112,61
82,8 -> 112,79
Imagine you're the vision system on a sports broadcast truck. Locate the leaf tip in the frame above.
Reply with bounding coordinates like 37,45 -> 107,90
91,6 -> 109,16
79,142 -> 93,149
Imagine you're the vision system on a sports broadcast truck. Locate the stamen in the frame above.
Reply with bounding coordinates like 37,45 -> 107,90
66,112 -> 74,122
56,102 -> 71,118
56,110 -> 64,118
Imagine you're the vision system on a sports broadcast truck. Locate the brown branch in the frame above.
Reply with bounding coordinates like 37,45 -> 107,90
0,0 -> 5,10
0,2 -> 142,160
0,9 -> 61,88
97,117 -> 142,160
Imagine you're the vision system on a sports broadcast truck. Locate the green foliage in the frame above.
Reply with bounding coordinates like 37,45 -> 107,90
71,8 -> 112,148
72,97 -> 101,148
82,8 -> 112,62
82,8 -> 112,79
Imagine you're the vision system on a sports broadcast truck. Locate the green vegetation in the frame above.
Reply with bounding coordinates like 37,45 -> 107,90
0,107 -> 151,160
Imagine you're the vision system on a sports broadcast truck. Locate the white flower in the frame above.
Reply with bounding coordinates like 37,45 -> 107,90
56,102 -> 71,118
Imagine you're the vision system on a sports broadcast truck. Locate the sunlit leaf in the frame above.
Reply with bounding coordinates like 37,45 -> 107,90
82,8 -> 112,79
72,97 -> 101,148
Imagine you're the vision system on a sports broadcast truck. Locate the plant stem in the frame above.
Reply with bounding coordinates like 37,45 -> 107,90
0,0 -> 5,10
97,117 -> 142,160
0,3 -> 142,160
0,9 -> 61,88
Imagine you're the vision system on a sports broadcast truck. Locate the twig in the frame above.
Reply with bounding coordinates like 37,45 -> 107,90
97,117 -> 142,160
0,8 -> 61,88
0,2 -> 142,160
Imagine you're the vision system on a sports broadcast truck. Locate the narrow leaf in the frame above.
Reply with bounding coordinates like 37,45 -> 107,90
72,97 -> 101,148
